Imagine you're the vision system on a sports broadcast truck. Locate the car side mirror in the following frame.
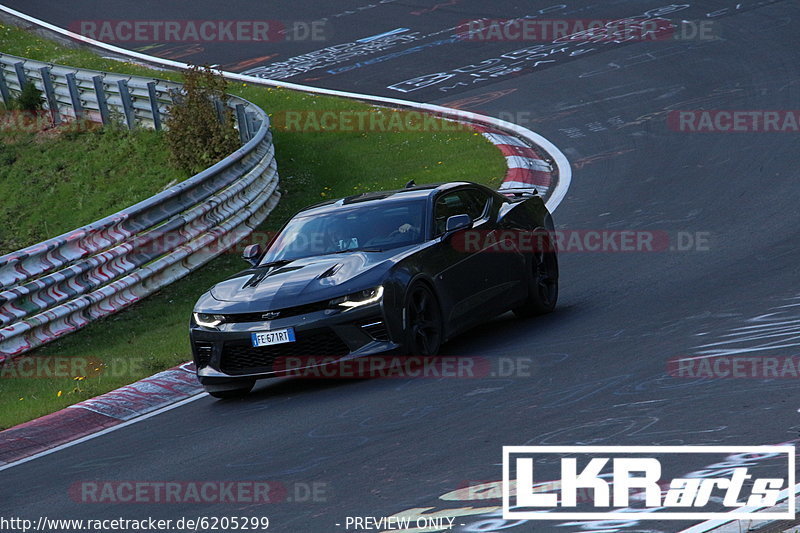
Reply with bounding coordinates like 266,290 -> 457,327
242,244 -> 262,266
444,214 -> 472,235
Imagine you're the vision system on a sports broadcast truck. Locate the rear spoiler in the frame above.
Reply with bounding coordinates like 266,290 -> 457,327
499,187 -> 539,200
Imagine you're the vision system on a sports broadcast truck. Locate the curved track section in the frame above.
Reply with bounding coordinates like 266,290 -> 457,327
1,1 -> 799,532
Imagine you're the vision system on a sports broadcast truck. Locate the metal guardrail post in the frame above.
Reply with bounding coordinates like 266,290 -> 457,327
146,81 -> 161,131
117,79 -> 136,129
65,73 -> 84,120
235,103 -> 249,143
0,70 -> 10,105
92,75 -> 111,125
38,66 -> 61,124
213,97 -> 224,124
13,61 -> 26,87
246,111 -> 259,138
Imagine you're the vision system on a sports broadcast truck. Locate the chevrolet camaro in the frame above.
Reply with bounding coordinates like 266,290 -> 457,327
190,181 -> 558,397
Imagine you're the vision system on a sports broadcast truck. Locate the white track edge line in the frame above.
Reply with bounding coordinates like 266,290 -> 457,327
0,4 -> 571,212
0,392 -> 208,472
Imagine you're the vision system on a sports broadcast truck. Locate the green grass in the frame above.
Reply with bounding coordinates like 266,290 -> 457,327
0,124 -> 183,254
0,23 -> 507,429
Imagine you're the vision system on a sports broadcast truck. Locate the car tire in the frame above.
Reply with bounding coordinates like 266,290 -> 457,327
403,283 -> 443,356
514,233 -> 558,317
204,380 -> 255,399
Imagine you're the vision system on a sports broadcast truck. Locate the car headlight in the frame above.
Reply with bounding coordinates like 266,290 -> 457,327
193,312 -> 226,328
330,286 -> 384,311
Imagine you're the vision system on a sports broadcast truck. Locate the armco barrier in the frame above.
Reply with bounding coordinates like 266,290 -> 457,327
0,54 -> 280,361
0,55 -> 179,130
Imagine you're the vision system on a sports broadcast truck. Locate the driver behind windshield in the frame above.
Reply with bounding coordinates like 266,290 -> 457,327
363,213 -> 419,249
262,201 -> 425,262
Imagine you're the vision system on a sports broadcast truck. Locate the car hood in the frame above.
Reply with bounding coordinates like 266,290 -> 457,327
208,250 -> 398,307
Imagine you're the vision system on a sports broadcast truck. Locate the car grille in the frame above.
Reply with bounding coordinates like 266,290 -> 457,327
194,342 -> 213,368
221,301 -> 331,323
220,328 -> 350,375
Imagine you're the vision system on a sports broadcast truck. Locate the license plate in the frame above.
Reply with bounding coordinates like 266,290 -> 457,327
251,328 -> 296,347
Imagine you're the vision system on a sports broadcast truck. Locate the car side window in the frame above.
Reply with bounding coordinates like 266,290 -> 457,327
433,190 -> 489,237
434,192 -> 467,237
464,189 -> 492,221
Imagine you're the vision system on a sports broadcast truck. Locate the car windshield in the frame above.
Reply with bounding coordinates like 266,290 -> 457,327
260,200 -> 426,263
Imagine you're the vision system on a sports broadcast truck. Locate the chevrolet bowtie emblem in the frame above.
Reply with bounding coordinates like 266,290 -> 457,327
262,311 -> 280,320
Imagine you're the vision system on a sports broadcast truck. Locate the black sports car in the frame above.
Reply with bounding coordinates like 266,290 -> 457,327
190,181 -> 558,397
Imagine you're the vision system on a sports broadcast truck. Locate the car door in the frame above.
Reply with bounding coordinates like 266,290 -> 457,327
430,188 -> 525,327
463,188 -> 527,310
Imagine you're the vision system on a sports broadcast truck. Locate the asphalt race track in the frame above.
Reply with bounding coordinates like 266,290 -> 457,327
2,1 -> 800,532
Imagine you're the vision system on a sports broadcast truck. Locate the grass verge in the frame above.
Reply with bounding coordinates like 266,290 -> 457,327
0,22 -> 507,429
0,123 -> 183,254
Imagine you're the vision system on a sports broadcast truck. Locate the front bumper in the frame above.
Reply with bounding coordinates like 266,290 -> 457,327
189,303 -> 400,386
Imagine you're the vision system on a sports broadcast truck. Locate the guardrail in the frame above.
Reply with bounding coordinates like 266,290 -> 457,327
0,53 -> 281,361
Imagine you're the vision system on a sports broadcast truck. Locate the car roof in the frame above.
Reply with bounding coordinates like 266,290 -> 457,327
296,181 -> 485,217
